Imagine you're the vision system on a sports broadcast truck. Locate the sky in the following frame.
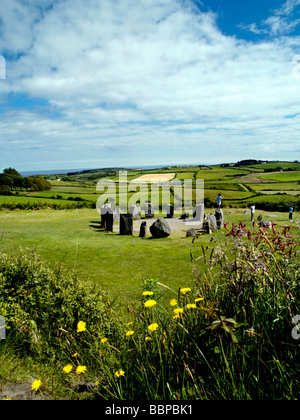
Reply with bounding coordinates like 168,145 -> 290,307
0,0 -> 300,172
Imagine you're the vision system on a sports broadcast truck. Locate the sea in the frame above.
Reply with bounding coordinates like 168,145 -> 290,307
20,164 -> 196,177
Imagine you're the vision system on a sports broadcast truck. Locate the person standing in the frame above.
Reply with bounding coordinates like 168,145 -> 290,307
250,204 -> 255,221
216,193 -> 223,208
289,206 -> 293,221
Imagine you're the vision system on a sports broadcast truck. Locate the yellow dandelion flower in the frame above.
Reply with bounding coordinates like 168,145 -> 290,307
170,299 -> 177,306
72,353 -> 78,358
126,330 -> 134,337
173,308 -> 184,315
115,370 -> 125,378
186,303 -> 197,309
76,365 -> 87,375
101,337 -> 108,344
143,291 -> 154,296
180,288 -> 191,295
126,321 -> 134,326
77,321 -> 86,333
31,379 -> 41,392
145,336 -> 152,342
144,299 -> 157,308
195,297 -> 204,302
148,323 -> 159,332
63,364 -> 73,374
95,381 -> 99,386
173,314 -> 180,320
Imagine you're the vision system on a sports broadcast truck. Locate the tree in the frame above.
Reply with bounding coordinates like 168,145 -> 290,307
3,168 -> 21,177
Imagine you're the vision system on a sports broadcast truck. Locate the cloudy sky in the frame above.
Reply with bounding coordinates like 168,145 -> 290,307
0,0 -> 300,172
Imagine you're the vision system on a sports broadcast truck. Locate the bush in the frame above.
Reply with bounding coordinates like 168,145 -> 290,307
0,250 -> 119,360
0,185 -> 13,196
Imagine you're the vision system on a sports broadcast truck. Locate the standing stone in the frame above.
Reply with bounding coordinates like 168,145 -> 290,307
100,204 -> 112,228
215,208 -> 224,229
150,218 -> 171,238
120,214 -> 133,235
208,213 -> 217,231
144,201 -> 154,218
193,204 -> 204,222
166,204 -> 174,219
114,206 -> 121,222
139,221 -> 147,238
106,213 -> 114,232
130,204 -> 141,220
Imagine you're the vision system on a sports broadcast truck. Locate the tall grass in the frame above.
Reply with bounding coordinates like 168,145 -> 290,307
0,223 -> 299,400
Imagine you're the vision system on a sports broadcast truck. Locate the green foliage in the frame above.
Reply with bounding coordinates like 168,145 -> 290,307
0,250 -> 117,360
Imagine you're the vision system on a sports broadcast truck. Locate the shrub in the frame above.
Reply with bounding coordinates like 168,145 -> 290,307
0,250 -> 119,360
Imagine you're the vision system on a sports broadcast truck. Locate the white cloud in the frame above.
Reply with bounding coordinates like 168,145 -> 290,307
0,0 -> 300,170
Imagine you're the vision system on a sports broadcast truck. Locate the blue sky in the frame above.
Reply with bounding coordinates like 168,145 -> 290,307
0,0 -> 300,172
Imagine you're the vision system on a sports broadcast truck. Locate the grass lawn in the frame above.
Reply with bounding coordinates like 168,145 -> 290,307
1,207 -> 299,308
0,209 -> 204,307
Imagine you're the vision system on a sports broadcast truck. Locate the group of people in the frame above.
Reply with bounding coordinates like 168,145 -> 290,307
216,193 -> 294,221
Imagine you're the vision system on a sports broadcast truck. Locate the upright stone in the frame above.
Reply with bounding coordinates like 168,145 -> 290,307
144,201 -> 154,218
139,221 -> 147,238
214,208 -> 224,229
114,206 -> 121,222
130,204 -> 141,220
106,213 -> 114,232
150,218 -> 171,238
120,214 -> 133,235
166,204 -> 174,219
193,204 -> 204,222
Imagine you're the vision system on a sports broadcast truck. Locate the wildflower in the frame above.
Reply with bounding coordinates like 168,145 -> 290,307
173,308 -> 184,315
76,365 -> 87,375
77,321 -> 86,333
31,380 -> 41,392
126,330 -> 134,337
186,303 -> 197,309
170,299 -> 177,306
195,297 -> 204,302
126,321 -> 133,326
72,353 -> 78,358
180,288 -> 191,295
145,336 -> 152,342
95,381 -> 99,386
144,299 -> 157,308
173,314 -> 180,320
115,370 -> 125,378
63,364 -> 73,374
148,323 -> 159,332
101,337 -> 108,344
143,291 -> 154,296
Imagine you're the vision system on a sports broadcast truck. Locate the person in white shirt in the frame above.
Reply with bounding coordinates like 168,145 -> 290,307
250,204 -> 255,221
216,193 -> 223,208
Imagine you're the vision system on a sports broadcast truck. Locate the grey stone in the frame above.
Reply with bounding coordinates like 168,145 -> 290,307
144,201 -> 154,218
180,212 -> 189,220
139,221 -> 147,238
186,228 -> 196,237
165,204 -> 174,219
150,218 -> 171,238
130,204 -> 141,220
193,204 -> 204,221
120,214 -> 133,235
215,208 -> 224,229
